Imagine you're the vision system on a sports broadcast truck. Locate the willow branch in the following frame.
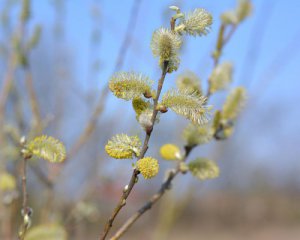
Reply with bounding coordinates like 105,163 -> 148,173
19,154 -> 30,240
222,26 -> 236,49
0,1 -> 27,146
68,0 -> 142,159
0,60 -> 15,146
24,69 -> 43,134
21,158 -> 28,217
99,62 -> 169,240
207,24 -> 237,97
110,146 -> 194,240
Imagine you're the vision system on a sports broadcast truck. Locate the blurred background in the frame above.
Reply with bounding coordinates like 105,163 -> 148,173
0,0 -> 300,239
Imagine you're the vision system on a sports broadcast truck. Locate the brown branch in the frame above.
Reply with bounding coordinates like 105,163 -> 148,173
19,154 -> 30,240
68,0 -> 142,159
0,0 -> 28,146
207,24 -> 237,98
110,145 -> 195,240
99,61 -> 169,240
222,25 -> 237,49
0,60 -> 15,146
24,69 -> 43,134
21,158 -> 28,217
111,169 -> 179,240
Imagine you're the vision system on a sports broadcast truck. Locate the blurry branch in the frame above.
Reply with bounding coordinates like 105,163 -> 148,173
100,62 -> 169,240
11,85 -> 26,134
87,1 -> 102,89
207,24 -> 236,97
18,134 -> 67,238
19,139 -> 31,240
110,146 -> 194,240
207,0 -> 252,97
213,24 -> 236,66
0,0 -> 43,145
68,0 -> 142,159
25,69 -> 43,135
152,190 -> 193,240
0,0 -> 28,145
23,28 -> 44,135
19,1 -> 48,188
0,59 -> 14,138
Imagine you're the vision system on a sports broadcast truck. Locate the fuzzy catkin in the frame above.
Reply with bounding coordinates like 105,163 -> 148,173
151,28 -> 182,61
109,72 -> 153,101
26,135 -> 66,163
105,134 -> 141,159
162,89 -> 211,125
137,157 -> 159,179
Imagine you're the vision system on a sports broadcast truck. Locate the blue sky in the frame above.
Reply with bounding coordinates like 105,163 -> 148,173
34,0 -> 300,185
19,0 -> 298,94
31,0 -> 300,104
1,0 -> 300,189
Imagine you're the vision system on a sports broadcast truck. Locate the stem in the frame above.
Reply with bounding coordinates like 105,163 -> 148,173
24,69 -> 42,134
19,155 -> 29,240
0,0 -> 27,147
22,158 -> 28,217
207,25 -> 237,98
99,62 -> 169,240
222,26 -> 236,48
110,146 -> 194,240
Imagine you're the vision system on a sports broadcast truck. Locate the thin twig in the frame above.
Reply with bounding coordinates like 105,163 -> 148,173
222,26 -> 236,49
24,69 -> 43,134
99,62 -> 169,240
68,0 -> 142,159
110,146 -> 194,240
22,158 -> 28,217
100,13 -> 182,239
0,0 -> 27,146
207,24 -> 237,98
0,60 -> 14,146
19,155 -> 29,240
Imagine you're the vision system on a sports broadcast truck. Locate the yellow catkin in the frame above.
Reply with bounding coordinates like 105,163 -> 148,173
132,98 -> 150,118
222,87 -> 246,120
105,134 -> 141,159
178,8 -> 212,36
183,124 -> 213,146
26,135 -> 66,163
188,158 -> 219,180
109,72 -> 152,101
160,144 -> 181,160
137,157 -> 159,179
176,71 -> 202,95
209,62 -> 233,94
0,172 -> 16,191
162,89 -> 210,125
151,28 -> 182,61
